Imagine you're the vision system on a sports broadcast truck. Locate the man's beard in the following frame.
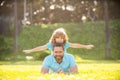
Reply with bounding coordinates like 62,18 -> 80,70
55,56 -> 63,64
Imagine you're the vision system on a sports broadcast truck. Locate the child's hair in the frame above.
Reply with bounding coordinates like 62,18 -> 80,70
49,28 -> 68,45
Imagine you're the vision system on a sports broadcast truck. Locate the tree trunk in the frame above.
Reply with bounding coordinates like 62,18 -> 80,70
104,0 -> 110,58
14,0 -> 18,56
23,0 -> 26,25
30,0 -> 33,25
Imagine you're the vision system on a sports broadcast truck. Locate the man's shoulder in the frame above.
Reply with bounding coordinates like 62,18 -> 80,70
44,54 -> 54,62
64,53 -> 76,65
64,53 -> 74,58
45,54 -> 53,59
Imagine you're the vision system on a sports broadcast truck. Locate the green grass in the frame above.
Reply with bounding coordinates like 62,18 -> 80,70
0,61 -> 120,80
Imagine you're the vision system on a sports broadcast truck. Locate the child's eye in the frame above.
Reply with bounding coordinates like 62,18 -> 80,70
55,35 -> 64,38
56,37 -> 59,38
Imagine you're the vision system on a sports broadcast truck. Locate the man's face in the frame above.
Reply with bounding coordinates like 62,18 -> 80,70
53,46 -> 64,61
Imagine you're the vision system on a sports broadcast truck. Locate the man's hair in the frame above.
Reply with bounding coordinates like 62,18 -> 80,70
53,43 -> 64,50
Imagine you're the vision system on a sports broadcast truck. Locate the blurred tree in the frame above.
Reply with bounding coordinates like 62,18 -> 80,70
0,0 -> 13,35
108,0 -> 120,20
30,0 -> 33,25
14,0 -> 18,56
104,0 -> 110,58
111,20 -> 120,59
1,0 -> 119,24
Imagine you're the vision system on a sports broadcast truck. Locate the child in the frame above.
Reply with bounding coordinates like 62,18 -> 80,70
23,28 -> 94,54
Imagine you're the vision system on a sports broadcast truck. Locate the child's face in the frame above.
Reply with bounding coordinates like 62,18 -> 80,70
55,37 -> 64,43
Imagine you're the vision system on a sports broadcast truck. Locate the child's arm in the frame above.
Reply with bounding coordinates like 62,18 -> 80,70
69,43 -> 94,49
23,45 -> 47,54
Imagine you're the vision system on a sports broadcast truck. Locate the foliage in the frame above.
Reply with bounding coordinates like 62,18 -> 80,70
34,51 -> 50,60
110,20 -> 120,59
19,20 -> 120,60
0,0 -> 120,24
0,35 -> 13,60
0,20 -> 120,60
19,21 -> 107,61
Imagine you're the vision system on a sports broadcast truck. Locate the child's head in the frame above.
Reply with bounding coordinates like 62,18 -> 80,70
49,28 -> 68,45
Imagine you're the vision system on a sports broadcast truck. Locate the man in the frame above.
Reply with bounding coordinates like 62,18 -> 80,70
41,43 -> 78,74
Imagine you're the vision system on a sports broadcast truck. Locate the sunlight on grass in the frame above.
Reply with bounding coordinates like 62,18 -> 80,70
0,62 -> 120,80
41,24 -> 48,28
75,55 -> 96,63
0,61 -> 42,65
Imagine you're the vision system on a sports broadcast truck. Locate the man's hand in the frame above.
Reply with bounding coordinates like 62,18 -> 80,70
56,68 -> 64,73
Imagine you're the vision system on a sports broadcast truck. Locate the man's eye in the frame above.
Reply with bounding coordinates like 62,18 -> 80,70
59,51 -> 62,53
54,51 -> 63,53
55,51 -> 59,53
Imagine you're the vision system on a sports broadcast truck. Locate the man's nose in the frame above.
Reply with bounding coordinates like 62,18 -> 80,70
56,52 -> 61,55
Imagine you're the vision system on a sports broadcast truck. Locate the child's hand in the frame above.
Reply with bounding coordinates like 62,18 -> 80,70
86,45 -> 94,49
23,50 -> 31,54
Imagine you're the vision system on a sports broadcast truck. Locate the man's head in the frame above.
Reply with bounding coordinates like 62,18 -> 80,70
53,43 -> 64,64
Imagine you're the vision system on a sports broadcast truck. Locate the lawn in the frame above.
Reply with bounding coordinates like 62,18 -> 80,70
0,60 -> 120,80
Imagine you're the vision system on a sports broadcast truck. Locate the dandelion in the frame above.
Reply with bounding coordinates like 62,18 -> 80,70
26,56 -> 34,60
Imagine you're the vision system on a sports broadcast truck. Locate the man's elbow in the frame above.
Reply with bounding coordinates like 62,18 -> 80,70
41,71 -> 48,74
70,65 -> 78,73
